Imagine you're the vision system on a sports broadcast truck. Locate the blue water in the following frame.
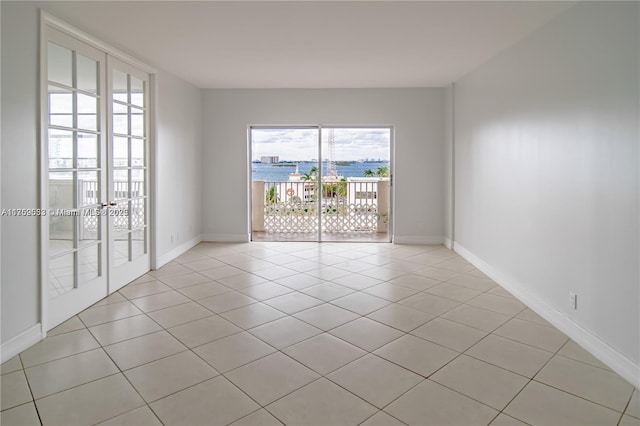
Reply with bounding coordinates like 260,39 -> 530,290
252,161 -> 390,182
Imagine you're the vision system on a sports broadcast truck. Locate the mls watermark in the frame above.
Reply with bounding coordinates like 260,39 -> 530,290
1,208 -> 129,217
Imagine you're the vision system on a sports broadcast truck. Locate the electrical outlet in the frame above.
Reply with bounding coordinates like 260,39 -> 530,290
569,292 -> 578,310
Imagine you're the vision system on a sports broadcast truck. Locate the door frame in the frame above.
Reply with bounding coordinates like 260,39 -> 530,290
248,124 -> 394,243
38,11 -> 158,336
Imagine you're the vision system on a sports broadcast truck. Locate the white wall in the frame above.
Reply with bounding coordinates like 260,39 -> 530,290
443,85 -> 454,248
155,71 -> 203,266
1,1 -> 41,348
0,2 -> 203,354
201,89 -> 445,243
454,2 -> 639,386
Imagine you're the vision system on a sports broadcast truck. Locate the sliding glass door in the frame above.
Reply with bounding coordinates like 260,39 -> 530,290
320,128 -> 391,242
251,127 -> 321,241
250,126 -> 391,242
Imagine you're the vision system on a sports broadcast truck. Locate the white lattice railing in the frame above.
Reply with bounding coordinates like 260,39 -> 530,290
255,180 -> 389,234
264,203 -> 378,233
79,180 -> 145,230
49,180 -> 145,235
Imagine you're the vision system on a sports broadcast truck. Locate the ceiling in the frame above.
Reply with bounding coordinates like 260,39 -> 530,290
40,1 -> 576,89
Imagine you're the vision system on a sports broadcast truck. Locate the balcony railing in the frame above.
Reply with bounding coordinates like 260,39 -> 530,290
252,179 -> 390,234
49,179 -> 145,239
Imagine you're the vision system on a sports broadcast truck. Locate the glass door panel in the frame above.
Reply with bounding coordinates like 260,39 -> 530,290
320,128 -> 391,242
45,29 -> 108,329
250,127 -> 321,242
108,58 -> 150,291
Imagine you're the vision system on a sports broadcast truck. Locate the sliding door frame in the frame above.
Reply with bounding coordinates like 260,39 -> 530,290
248,124 -> 394,243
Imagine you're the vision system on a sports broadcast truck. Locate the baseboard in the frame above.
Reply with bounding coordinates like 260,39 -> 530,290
1,324 -> 42,364
393,235 -> 444,245
201,233 -> 249,243
444,237 -> 453,249
454,243 -> 640,389
156,235 -> 203,269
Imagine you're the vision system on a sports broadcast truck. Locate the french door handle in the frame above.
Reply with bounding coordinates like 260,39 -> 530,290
101,202 -> 117,208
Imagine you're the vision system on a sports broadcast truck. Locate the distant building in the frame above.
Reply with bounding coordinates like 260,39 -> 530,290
261,156 -> 279,163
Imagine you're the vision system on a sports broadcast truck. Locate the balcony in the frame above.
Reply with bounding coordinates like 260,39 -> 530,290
251,179 -> 390,242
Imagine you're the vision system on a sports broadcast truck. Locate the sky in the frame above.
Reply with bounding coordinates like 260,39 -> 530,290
251,128 -> 391,162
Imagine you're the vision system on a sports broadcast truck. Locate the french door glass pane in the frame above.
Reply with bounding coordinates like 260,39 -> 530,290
48,129 -> 73,168
113,137 -> 128,167
115,201 -> 130,231
113,104 -> 128,134
131,108 -> 144,137
49,215 -> 74,256
113,70 -> 128,102
131,228 -> 146,259
113,232 -> 129,267
47,42 -> 72,87
78,171 -> 99,207
78,245 -> 99,282
131,139 -> 144,166
131,198 -> 145,229
131,169 -> 145,197
80,210 -> 100,244
77,94 -> 97,131
49,253 -> 74,299
49,87 -> 73,128
113,170 -> 129,200
130,76 -> 144,107
77,133 -> 98,168
76,54 -> 97,94
49,172 -> 74,209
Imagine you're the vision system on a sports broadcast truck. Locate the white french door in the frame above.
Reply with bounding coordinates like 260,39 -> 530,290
44,25 -> 151,329
107,58 -> 151,292
46,29 -> 108,328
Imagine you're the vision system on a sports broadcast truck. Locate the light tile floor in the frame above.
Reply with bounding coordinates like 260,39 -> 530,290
1,242 -> 639,426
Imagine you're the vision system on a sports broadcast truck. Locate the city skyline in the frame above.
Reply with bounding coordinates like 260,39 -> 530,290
251,128 -> 391,162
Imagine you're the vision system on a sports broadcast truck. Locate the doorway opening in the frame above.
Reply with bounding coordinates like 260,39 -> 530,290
250,126 -> 392,242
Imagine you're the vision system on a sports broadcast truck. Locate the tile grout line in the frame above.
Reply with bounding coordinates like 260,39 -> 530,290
490,336 -> 579,425
9,242 -> 637,426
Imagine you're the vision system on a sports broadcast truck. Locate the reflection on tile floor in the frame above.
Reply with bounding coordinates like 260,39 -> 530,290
252,231 -> 390,243
2,242 -> 638,425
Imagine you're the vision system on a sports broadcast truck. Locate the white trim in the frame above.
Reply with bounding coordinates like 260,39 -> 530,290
149,73 -> 158,270
450,83 -> 456,248
156,235 -> 203,269
38,9 -> 49,337
454,242 -> 640,390
393,235 -> 444,245
202,233 -> 250,243
1,324 -> 42,364
444,237 -> 453,249
40,11 -> 156,75
0,1 -> 2,353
